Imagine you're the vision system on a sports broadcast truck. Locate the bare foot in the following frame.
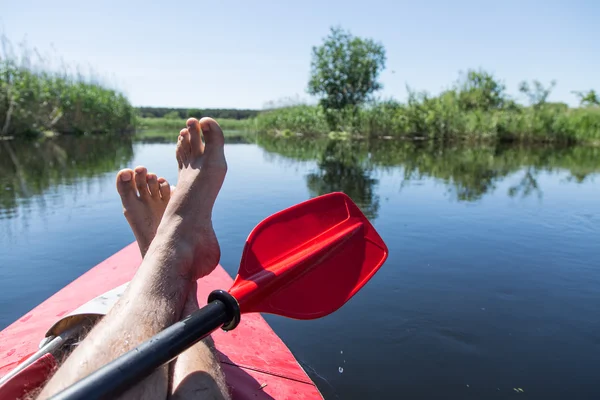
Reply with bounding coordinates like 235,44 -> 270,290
116,166 -> 171,257
157,117 -> 227,280
39,121 -> 227,400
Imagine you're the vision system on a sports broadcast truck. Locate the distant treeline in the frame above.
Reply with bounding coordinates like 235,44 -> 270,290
137,107 -> 259,120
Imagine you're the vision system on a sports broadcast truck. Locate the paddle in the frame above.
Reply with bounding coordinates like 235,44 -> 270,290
50,192 -> 388,400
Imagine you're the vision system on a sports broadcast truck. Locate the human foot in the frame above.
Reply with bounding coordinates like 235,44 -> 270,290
156,118 -> 227,280
116,166 -> 171,257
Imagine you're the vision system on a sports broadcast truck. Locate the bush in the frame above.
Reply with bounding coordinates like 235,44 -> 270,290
254,105 -> 330,135
253,96 -> 600,143
0,37 -> 136,137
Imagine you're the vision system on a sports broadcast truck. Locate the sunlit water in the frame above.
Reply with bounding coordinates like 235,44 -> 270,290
1,137 -> 599,399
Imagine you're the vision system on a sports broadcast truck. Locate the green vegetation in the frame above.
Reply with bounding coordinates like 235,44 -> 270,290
135,117 -> 254,142
256,27 -> 600,143
0,37 -> 261,140
4,29 -> 597,144
573,90 -> 600,107
135,108 -> 259,141
0,136 -> 134,217
255,72 -> 600,143
257,136 -> 600,213
137,107 -> 258,120
0,37 -> 135,138
308,27 -> 386,129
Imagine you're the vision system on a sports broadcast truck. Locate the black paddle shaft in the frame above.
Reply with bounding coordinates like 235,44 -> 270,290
50,290 -> 240,400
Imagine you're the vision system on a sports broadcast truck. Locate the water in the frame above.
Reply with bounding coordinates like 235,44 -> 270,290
1,136 -> 599,399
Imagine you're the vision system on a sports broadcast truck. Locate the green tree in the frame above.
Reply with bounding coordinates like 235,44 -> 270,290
519,80 -> 556,107
308,27 -> 386,112
456,69 -> 508,111
187,108 -> 203,118
573,90 -> 600,107
164,110 -> 180,119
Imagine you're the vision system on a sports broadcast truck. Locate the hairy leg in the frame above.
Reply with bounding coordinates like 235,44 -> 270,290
170,283 -> 229,400
114,144 -> 229,399
38,118 -> 227,400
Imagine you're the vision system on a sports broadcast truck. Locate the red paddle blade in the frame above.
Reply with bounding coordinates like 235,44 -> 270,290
228,192 -> 388,319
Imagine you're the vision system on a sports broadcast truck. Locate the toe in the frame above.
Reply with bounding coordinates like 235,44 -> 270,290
134,166 -> 150,198
176,134 -> 187,168
187,118 -> 205,156
158,177 -> 171,201
179,128 -> 192,156
199,118 -> 225,149
180,129 -> 192,155
116,169 -> 137,203
147,173 -> 160,197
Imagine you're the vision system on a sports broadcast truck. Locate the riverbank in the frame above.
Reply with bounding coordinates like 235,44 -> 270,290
136,103 -> 600,145
254,102 -> 600,143
0,40 -> 135,138
134,117 -> 255,143
254,69 -> 600,144
4,40 -> 598,145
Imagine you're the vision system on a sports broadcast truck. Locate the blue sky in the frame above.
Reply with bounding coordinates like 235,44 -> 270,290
2,0 -> 598,109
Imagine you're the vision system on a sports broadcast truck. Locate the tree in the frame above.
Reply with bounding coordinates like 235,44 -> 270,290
519,80 -> 556,107
455,69 -> 508,111
308,27 -> 386,112
572,90 -> 600,107
164,110 -> 181,119
187,108 -> 203,118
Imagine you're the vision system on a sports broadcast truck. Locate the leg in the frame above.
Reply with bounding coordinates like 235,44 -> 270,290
38,118 -> 228,399
116,156 -> 229,398
170,284 -> 230,400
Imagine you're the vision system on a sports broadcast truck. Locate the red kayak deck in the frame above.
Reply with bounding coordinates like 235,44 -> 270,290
0,243 -> 322,399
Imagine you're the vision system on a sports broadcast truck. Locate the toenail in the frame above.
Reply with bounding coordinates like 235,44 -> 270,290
120,171 -> 132,182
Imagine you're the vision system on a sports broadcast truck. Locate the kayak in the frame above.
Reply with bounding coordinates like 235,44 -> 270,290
0,242 -> 323,399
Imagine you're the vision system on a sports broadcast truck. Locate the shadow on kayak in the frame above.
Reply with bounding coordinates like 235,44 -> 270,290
216,350 -> 276,399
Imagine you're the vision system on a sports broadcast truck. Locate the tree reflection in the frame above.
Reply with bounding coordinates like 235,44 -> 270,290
258,134 -> 600,205
306,140 -> 380,220
507,168 -> 542,199
257,136 -> 380,220
0,136 -> 134,218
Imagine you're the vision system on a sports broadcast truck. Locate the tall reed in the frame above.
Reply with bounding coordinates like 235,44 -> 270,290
0,36 -> 135,137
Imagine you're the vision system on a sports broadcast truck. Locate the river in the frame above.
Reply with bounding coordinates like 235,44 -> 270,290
1,135 -> 599,399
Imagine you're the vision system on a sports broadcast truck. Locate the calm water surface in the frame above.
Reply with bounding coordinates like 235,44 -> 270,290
1,136 -> 599,399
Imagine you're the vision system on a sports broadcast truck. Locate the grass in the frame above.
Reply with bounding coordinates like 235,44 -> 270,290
0,36 -> 136,138
253,71 -> 600,144
254,103 -> 600,144
134,117 -> 256,142
4,36 -> 597,146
